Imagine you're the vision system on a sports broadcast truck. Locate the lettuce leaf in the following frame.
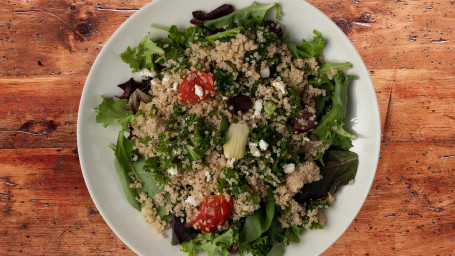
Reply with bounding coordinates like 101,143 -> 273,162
288,30 -> 324,58
95,96 -> 133,131
311,73 -> 357,149
180,228 -> 236,256
206,26 -> 243,44
120,36 -> 164,72
204,2 -> 281,29
319,62 -> 352,74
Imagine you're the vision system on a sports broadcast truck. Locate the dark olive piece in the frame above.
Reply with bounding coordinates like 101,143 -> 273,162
293,113 -> 317,134
264,20 -> 284,38
227,95 -> 253,115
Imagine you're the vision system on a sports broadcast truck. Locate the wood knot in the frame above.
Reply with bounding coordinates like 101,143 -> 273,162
74,22 -> 92,42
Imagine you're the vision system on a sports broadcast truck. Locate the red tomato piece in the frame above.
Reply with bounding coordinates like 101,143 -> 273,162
188,195 -> 233,233
177,71 -> 214,104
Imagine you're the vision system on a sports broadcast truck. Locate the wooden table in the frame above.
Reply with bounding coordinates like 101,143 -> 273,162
1,0 -> 454,255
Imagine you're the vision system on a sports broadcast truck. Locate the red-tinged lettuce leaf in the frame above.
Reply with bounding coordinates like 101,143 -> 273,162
172,214 -> 201,245
125,89 -> 152,114
204,2 -> 281,30
117,78 -> 150,99
293,149 -> 358,204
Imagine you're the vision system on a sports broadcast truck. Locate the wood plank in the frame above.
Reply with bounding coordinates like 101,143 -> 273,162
0,148 -> 134,255
0,77 -> 81,149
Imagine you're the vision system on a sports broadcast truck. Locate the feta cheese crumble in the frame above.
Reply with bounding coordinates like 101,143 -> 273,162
249,143 -> 261,157
283,163 -> 296,174
185,195 -> 202,206
260,66 -> 270,78
272,80 -> 286,95
167,167 -> 178,176
254,100 -> 263,116
259,140 -> 269,150
194,84 -> 204,98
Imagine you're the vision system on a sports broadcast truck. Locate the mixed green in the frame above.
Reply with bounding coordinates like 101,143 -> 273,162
95,2 -> 359,256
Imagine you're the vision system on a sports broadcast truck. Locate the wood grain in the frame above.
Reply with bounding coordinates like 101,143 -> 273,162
1,0 -> 454,255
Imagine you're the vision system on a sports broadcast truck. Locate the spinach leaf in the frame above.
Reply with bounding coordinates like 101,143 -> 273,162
239,188 -> 275,244
294,149 -> 359,204
120,36 -> 164,72
204,2 -> 281,29
113,132 -> 167,214
311,73 -> 357,149
95,96 -> 133,131
113,131 -> 140,210
319,62 -> 352,74
206,26 -> 243,44
267,245 -> 284,256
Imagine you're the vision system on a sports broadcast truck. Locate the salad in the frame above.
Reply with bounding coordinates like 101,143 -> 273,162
95,2 -> 359,256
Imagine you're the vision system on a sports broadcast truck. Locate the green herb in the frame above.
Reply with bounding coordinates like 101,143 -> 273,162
95,96 -> 133,131
264,101 -> 277,115
143,157 -> 170,185
214,69 -> 235,94
120,36 -> 164,72
217,168 -> 251,196
204,2 -> 281,29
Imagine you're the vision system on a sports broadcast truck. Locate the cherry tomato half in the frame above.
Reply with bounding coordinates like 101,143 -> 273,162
177,71 -> 214,104
188,195 -> 233,233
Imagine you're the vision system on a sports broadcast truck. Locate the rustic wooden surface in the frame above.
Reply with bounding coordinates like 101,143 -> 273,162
1,0 -> 454,255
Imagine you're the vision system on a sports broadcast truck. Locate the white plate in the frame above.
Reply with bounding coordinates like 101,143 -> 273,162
77,0 -> 381,255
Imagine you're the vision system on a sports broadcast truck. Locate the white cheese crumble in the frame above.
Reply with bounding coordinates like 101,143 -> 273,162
222,96 -> 228,101
162,75 -> 170,85
227,158 -> 236,168
167,167 -> 178,176
304,137 -> 310,142
194,84 -> 204,98
205,171 -> 211,182
140,69 -> 154,77
249,142 -> 258,147
249,143 -> 261,157
185,195 -> 202,206
272,80 -> 287,95
259,140 -> 269,150
172,82 -> 179,91
260,66 -> 270,78
283,163 -> 296,174
254,100 -> 263,116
